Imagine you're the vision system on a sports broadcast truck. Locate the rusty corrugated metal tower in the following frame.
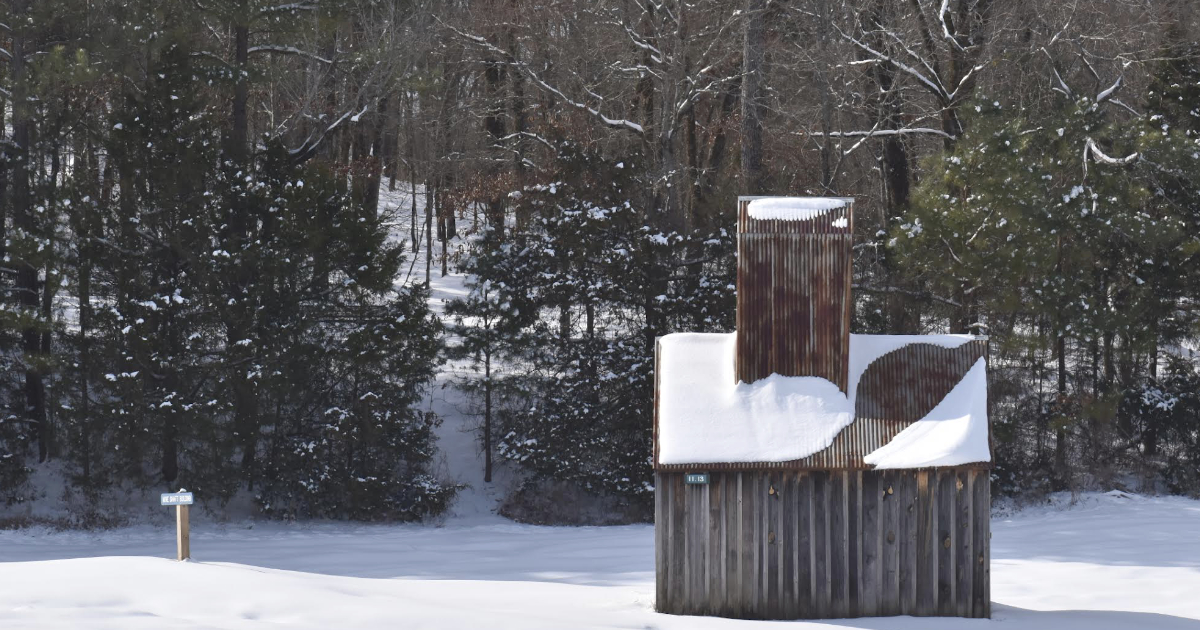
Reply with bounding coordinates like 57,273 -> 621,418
735,197 -> 854,389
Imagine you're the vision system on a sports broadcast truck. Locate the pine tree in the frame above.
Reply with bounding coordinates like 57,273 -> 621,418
897,92 -> 1200,490
451,144 -> 734,520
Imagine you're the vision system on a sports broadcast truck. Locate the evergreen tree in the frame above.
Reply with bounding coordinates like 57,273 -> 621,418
450,144 -> 735,518
897,94 -> 1200,490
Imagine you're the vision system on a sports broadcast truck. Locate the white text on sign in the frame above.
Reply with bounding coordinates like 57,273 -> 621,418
161,492 -> 194,506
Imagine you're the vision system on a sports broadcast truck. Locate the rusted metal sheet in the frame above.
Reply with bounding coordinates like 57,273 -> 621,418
854,342 -> 987,424
735,198 -> 853,390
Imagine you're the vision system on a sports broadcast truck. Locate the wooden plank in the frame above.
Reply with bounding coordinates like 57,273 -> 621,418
917,471 -> 935,615
655,473 -> 668,612
670,473 -> 687,615
725,472 -> 739,618
956,469 -> 973,618
848,471 -> 861,615
766,473 -> 780,618
812,471 -> 830,617
861,471 -> 880,616
881,470 -> 899,615
733,473 -> 746,618
797,472 -> 814,618
829,472 -> 846,618
740,472 -> 757,617
695,477 -> 710,614
711,473 -> 722,617
176,505 -> 190,561
899,470 -> 917,615
781,472 -> 797,618
937,471 -> 956,616
972,469 -> 991,618
685,477 -> 696,613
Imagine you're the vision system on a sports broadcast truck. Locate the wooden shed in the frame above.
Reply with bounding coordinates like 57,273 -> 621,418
653,197 -> 991,620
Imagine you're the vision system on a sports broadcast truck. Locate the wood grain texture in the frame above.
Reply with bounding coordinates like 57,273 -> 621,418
656,470 -> 991,620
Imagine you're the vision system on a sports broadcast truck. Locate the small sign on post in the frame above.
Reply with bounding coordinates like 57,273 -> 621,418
161,490 -> 194,561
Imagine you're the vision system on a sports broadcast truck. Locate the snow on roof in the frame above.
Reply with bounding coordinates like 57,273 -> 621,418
863,358 -> 990,469
745,197 -> 850,221
657,332 -> 989,468
656,333 -> 853,465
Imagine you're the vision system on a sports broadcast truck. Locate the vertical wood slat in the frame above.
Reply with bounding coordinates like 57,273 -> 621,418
937,471 -> 956,616
813,472 -> 830,617
956,469 -> 973,618
881,469 -> 899,615
671,473 -> 686,614
765,473 -> 777,618
917,471 -> 934,615
657,469 -> 990,620
781,472 -> 796,618
797,472 -> 813,618
829,472 -> 847,618
861,472 -> 880,616
655,472 -> 667,612
972,470 -> 991,618
849,471 -> 862,615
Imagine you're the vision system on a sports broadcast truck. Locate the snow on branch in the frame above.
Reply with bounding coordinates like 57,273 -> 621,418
937,0 -> 966,52
621,24 -> 663,64
1041,48 -> 1074,100
808,127 -> 955,140
1083,137 -> 1138,178
839,29 -> 948,100
247,45 -> 332,65
1095,75 -> 1122,103
289,105 -> 369,164
500,131 -> 556,152
441,20 -> 645,137
258,3 -> 318,16
1085,138 -> 1137,165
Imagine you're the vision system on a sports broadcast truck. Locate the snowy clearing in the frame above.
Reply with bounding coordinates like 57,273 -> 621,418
1,492 -> 1198,629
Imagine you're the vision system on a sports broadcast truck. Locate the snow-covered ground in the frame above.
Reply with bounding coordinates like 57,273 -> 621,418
1,491 -> 1198,628
379,186 -> 515,523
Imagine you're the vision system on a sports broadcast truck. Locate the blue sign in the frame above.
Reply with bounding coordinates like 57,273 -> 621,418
685,473 -> 710,485
161,492 -> 194,506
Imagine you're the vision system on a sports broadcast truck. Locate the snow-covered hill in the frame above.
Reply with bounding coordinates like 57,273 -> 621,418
1,491 -> 1197,628
379,186 -> 515,524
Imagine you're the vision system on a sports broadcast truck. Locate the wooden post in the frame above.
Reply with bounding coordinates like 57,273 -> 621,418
176,503 -> 190,561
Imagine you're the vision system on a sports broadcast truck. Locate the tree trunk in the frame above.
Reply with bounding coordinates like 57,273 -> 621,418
1055,333 -> 1068,480
483,347 -> 493,484
12,3 -> 48,463
740,0 -> 765,195
483,54 -> 507,237
230,15 -> 249,165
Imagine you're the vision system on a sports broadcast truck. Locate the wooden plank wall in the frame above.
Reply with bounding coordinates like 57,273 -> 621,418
655,469 -> 990,620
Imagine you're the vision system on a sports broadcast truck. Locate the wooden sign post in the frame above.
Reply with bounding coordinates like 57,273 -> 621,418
161,490 -> 194,561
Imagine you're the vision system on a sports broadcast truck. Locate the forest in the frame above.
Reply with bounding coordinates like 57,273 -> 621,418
0,0 -> 1197,523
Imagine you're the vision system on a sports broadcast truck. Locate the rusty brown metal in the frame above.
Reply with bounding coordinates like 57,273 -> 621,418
854,342 -> 986,424
735,197 -> 854,390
